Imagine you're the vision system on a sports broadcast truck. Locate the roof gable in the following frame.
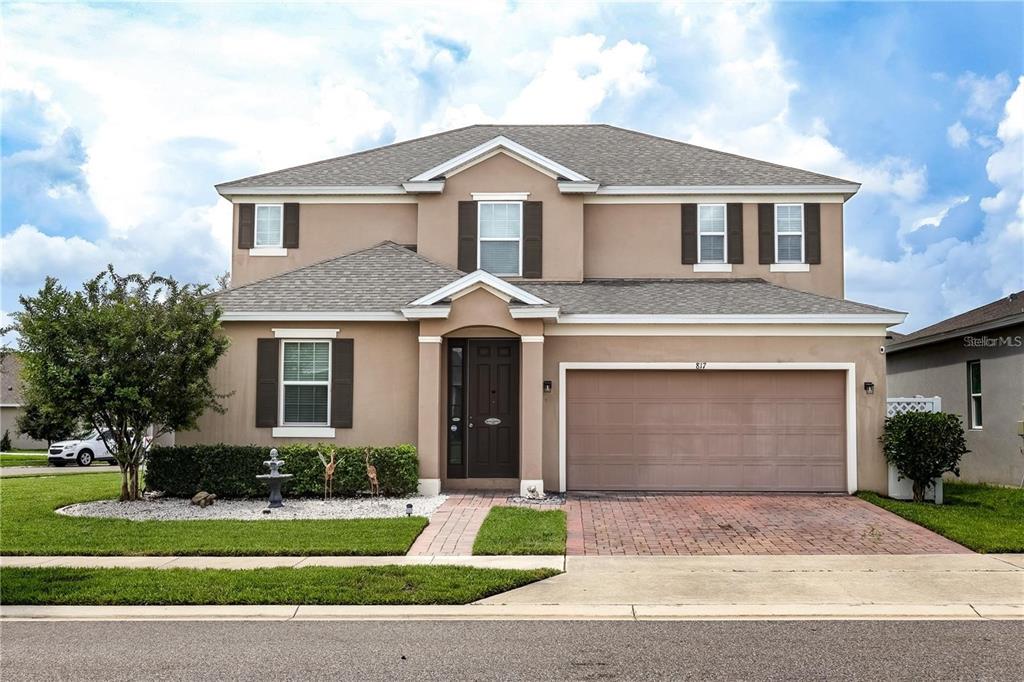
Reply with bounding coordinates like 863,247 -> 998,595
409,135 -> 590,183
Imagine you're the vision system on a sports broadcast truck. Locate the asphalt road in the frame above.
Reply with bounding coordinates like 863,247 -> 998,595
1,620 -> 1021,680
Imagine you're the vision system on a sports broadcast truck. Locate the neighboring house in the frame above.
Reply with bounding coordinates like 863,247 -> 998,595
887,291 -> 1024,486
0,353 -> 48,450
179,124 -> 906,497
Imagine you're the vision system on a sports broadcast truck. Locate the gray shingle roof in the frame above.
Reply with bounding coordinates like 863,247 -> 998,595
213,242 -> 462,313
214,243 -> 897,318
218,124 -> 855,189
887,290 -> 1024,351
518,279 -> 897,316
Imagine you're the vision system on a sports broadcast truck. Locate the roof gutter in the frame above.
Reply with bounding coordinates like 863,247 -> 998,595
556,313 -> 907,325
595,184 -> 861,196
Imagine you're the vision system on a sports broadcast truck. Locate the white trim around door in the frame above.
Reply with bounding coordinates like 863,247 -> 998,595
557,361 -> 858,494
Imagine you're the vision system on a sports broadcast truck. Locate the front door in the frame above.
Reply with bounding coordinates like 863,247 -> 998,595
465,339 -> 519,478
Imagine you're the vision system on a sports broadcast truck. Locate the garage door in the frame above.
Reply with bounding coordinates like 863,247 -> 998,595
566,370 -> 846,492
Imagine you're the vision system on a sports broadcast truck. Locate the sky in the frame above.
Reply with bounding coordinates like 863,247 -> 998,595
1,1 -> 1022,333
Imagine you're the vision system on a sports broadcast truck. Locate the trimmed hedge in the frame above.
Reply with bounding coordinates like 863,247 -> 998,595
145,443 -> 419,498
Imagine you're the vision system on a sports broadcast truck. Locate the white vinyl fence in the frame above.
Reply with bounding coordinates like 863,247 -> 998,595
886,395 -> 944,502
887,395 -> 942,417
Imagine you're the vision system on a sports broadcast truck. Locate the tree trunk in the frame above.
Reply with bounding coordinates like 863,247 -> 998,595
119,463 -> 130,501
129,463 -> 140,501
912,479 -> 927,503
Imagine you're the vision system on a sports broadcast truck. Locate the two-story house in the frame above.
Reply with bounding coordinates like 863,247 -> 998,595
180,124 -> 905,497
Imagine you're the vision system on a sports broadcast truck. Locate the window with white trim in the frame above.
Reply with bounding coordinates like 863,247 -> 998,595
775,204 -> 804,263
967,360 -> 982,429
255,204 -> 284,248
478,201 -> 522,276
698,204 -> 727,263
281,341 -> 330,425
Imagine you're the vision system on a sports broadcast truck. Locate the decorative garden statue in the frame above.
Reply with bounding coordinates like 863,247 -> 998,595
364,447 -> 380,497
317,450 -> 336,501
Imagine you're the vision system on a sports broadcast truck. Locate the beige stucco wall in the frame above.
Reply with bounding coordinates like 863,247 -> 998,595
230,203 -> 418,286
177,321 -> 420,447
1,406 -> 48,450
582,203 -> 845,298
416,151 -> 585,282
539,333 -> 889,493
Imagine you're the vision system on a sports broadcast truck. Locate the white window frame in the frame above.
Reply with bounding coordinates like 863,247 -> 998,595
254,203 -> 284,249
967,360 -> 982,430
279,340 -> 332,427
697,203 -> 728,264
477,201 -> 523,277
774,203 -> 805,264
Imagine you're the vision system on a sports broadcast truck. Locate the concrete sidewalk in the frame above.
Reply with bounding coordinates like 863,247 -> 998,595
2,553 -> 1021,621
0,465 -> 117,477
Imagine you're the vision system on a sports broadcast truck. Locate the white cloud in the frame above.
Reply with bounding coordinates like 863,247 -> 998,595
847,78 -> 1024,330
946,120 -> 970,148
501,35 -> 653,123
909,195 -> 971,232
957,71 -> 1013,119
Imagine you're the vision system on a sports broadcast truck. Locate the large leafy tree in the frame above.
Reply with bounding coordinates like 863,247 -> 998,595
16,402 -> 79,448
14,267 -> 229,500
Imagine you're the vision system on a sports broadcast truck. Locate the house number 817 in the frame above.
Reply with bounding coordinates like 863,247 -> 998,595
695,362 -> 707,370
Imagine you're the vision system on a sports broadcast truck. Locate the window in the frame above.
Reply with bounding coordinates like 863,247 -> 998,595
478,202 -> 522,276
967,360 -> 982,429
255,204 -> 283,248
775,204 -> 804,263
698,204 -> 727,263
281,341 -> 330,425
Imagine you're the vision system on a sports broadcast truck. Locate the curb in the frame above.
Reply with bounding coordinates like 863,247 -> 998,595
0,555 -> 566,571
2,603 -> 1021,622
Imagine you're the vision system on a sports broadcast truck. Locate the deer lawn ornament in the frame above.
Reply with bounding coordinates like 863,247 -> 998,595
364,448 -> 380,497
317,450 -> 336,501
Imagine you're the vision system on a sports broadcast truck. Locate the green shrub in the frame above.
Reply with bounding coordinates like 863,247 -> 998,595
1,430 -> 12,452
145,443 -> 419,498
881,411 -> 970,502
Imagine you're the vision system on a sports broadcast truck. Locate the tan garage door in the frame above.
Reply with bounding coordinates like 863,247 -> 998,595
566,370 -> 846,492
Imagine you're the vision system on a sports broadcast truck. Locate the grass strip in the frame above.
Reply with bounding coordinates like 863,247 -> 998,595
0,453 -> 50,468
473,506 -> 567,556
857,481 -> 1024,553
0,565 -> 559,605
0,473 -> 426,556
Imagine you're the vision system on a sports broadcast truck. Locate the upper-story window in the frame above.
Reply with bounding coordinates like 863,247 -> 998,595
775,204 -> 804,263
698,204 -> 727,263
281,340 -> 330,426
478,201 -> 522,276
255,204 -> 284,248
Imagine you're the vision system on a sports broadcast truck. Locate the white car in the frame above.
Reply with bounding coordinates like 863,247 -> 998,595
47,430 -> 150,467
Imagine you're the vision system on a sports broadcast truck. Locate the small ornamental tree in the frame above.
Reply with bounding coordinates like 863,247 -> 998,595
16,401 -> 79,447
881,411 -> 970,502
14,267 -> 230,501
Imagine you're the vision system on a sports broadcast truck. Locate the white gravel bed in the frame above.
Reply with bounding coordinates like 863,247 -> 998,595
56,495 -> 448,521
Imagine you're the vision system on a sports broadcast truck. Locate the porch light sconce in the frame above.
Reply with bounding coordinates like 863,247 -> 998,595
543,380 -> 552,393
863,382 -> 875,395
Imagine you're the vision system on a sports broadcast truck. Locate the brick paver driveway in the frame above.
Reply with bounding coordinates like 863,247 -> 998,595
566,493 -> 970,556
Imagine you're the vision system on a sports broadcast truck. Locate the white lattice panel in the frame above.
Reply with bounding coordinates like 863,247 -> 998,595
887,396 -> 942,417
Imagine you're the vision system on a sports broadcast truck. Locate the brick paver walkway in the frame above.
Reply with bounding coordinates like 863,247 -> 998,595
407,492 -> 510,555
566,493 -> 971,556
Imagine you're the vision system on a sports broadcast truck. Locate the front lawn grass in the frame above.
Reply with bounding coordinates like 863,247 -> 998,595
857,481 -> 1024,553
0,453 -> 49,467
473,506 -> 567,555
0,565 -> 559,605
0,472 -> 426,556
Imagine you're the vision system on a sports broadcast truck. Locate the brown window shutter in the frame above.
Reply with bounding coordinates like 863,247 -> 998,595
255,339 -> 278,427
282,203 -> 300,249
804,203 -> 821,264
522,201 -> 543,278
681,204 -> 698,264
457,201 -> 478,272
758,203 -> 774,264
331,339 -> 354,429
238,204 -> 255,249
727,203 -> 744,264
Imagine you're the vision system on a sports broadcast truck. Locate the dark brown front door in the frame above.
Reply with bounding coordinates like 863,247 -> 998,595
466,339 -> 519,478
